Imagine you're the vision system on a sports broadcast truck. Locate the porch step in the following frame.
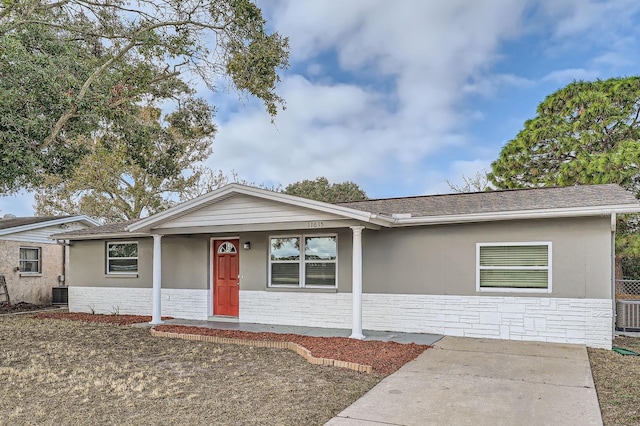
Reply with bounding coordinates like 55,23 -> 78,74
207,315 -> 239,323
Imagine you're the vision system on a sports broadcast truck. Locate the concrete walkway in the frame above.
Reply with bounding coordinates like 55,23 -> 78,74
159,318 -> 443,345
327,337 -> 603,426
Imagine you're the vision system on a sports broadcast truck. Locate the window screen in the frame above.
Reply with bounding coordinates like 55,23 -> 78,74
478,244 -> 550,290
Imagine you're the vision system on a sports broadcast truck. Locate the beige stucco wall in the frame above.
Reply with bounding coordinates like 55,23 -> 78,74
362,216 -> 612,299
0,240 -> 63,304
68,216 -> 612,299
69,238 -> 153,288
69,236 -> 209,290
237,217 -> 612,299
161,236 -> 209,289
68,229 -> 354,293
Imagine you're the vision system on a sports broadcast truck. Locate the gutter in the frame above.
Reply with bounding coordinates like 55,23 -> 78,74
0,215 -> 100,236
390,205 -> 640,226
51,232 -> 151,241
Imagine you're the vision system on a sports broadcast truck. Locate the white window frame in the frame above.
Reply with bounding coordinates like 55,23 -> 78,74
476,242 -> 552,293
19,246 -> 41,275
106,241 -> 139,275
268,233 -> 338,289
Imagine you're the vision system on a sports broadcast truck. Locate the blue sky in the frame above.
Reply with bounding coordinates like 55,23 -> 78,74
2,0 -> 640,216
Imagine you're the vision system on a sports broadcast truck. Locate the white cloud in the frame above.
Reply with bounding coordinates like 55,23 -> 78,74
207,74 -> 473,189
539,0 -> 640,40
213,0 -> 530,189
306,63 -> 323,77
4,0 -> 639,214
533,0 -> 640,74
451,159 -> 493,178
422,158 -> 493,196
591,50 -> 635,70
213,0 -> 640,194
542,68 -> 600,84
463,73 -> 535,97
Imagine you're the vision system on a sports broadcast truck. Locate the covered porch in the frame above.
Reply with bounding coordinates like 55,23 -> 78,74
146,225 -> 372,339
126,185 -> 389,339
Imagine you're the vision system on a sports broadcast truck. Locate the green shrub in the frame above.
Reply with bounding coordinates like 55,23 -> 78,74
621,256 -> 640,279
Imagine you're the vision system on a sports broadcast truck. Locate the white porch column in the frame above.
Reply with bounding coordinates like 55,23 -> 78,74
150,234 -> 163,325
350,226 -> 365,339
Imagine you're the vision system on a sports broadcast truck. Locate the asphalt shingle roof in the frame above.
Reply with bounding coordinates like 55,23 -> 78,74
53,184 -> 638,239
337,184 -> 637,217
0,216 -> 75,231
52,219 -> 140,238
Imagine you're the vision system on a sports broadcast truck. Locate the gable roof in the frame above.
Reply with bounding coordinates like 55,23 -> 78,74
126,183 -> 388,232
0,215 -> 99,237
51,219 -> 144,240
53,184 -> 640,240
0,216 -> 64,231
338,184 -> 637,217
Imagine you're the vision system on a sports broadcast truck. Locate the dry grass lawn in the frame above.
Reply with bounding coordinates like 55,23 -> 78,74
589,336 -> 640,425
0,315 -> 380,425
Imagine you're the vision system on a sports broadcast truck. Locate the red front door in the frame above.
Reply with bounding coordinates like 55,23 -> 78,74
213,239 -> 239,317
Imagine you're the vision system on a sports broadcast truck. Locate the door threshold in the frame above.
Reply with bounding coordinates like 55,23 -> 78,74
208,315 -> 239,323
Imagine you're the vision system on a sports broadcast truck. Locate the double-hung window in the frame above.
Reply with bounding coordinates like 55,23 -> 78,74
19,247 -> 41,274
477,242 -> 551,292
106,242 -> 138,274
269,235 -> 337,288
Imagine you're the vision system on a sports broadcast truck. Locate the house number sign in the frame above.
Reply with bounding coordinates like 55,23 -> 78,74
307,221 -> 325,228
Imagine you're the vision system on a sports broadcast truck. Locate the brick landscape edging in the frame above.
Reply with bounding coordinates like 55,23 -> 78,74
150,328 -> 373,374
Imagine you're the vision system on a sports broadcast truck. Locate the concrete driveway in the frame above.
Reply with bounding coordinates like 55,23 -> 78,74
327,336 -> 602,426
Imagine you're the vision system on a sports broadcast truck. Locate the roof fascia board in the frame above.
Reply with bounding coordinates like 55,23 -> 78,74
127,184 -> 387,232
78,215 -> 101,226
127,185 -> 239,231
52,232 -> 150,241
0,215 -> 100,236
392,204 -> 640,226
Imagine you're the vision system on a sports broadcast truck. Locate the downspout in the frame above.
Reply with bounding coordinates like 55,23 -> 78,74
61,242 -> 66,285
611,213 -> 617,342
55,239 -> 70,285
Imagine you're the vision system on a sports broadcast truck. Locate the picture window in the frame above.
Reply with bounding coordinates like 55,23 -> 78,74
269,235 -> 337,288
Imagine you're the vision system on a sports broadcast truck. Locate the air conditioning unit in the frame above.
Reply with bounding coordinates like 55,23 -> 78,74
52,287 -> 68,305
616,300 -> 640,331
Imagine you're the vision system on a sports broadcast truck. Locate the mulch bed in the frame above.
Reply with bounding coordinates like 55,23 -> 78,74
33,312 -> 172,326
155,324 -> 430,376
32,312 -> 430,376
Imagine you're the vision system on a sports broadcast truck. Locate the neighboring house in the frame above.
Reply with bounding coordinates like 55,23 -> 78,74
53,184 -> 640,349
0,215 -> 99,305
